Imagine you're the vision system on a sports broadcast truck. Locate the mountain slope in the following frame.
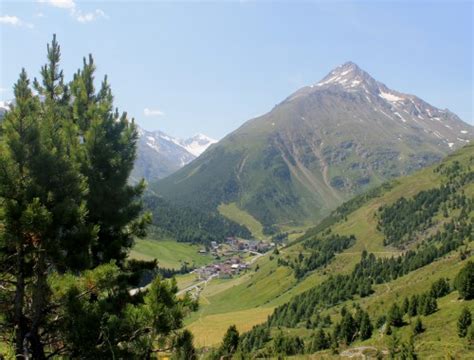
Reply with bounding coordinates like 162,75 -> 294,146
131,127 -> 216,183
153,62 -> 473,228
183,144 -> 474,357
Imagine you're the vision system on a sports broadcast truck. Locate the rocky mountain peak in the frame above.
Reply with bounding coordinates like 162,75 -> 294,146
313,61 -> 379,92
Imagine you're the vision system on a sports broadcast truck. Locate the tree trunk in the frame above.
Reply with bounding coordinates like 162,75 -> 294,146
14,242 -> 27,358
28,249 -> 48,360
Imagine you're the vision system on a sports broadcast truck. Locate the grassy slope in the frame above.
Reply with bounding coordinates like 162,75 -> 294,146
185,144 -> 474,348
129,239 -> 213,269
218,202 -> 266,240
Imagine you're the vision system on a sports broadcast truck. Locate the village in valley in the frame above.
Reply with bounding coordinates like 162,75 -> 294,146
195,237 -> 274,280
176,237 -> 277,298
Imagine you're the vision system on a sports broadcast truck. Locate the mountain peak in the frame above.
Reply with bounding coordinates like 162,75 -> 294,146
314,61 -> 377,90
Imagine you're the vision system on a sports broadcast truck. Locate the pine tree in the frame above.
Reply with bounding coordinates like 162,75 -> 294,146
388,303 -> 404,327
70,58 -> 150,265
400,335 -> 417,360
339,311 -> 357,344
359,312 -> 373,340
455,261 -> 474,300
421,295 -> 438,316
0,68 -> 42,357
408,295 -> 418,317
457,307 -> 472,338
310,328 -> 329,352
402,297 -> 410,314
220,325 -> 240,357
0,35 -> 192,360
413,317 -> 424,335
172,330 -> 197,360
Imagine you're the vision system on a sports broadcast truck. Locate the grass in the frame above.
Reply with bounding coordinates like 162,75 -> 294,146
187,307 -> 274,347
129,238 -> 213,269
218,202 -> 266,240
183,145 -> 474,351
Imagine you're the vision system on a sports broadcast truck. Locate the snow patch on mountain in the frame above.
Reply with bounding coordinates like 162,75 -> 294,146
179,133 -> 218,156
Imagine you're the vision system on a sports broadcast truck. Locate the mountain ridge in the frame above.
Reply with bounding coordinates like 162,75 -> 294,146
130,126 -> 217,183
153,62 -> 473,229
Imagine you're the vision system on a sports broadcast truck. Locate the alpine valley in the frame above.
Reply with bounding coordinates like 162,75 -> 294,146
152,62 -> 473,231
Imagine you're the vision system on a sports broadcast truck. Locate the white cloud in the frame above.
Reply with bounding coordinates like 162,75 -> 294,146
37,0 -> 76,9
74,9 -> 108,23
0,15 -> 34,28
144,108 -> 165,117
37,0 -> 108,23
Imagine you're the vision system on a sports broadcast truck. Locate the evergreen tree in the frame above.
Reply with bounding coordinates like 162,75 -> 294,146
310,328 -> 329,352
399,335 -> 417,360
359,312 -> 373,340
388,303 -> 404,327
413,317 -> 424,335
408,295 -> 418,317
457,307 -> 472,338
172,330 -> 197,360
0,35 -> 193,360
339,311 -> 357,344
455,261 -> 474,300
1,39 -> 93,358
421,295 -> 438,316
430,278 -> 450,298
219,325 -> 240,357
402,297 -> 410,314
70,56 -> 150,265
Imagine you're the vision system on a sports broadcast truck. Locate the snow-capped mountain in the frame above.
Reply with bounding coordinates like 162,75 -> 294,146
286,61 -> 472,148
131,126 -> 217,183
179,133 -> 218,157
154,61 -> 472,227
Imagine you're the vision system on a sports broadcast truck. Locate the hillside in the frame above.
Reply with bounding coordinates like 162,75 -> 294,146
181,144 -> 473,358
153,62 -> 473,229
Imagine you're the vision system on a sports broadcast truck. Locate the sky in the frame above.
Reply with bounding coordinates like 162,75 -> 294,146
1,1 -> 473,140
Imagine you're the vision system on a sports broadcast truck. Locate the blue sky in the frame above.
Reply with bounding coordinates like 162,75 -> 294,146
1,1 -> 472,139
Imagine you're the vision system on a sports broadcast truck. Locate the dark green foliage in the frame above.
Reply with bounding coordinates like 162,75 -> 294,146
378,187 -> 450,246
267,216 -> 470,330
408,295 -> 419,317
143,195 -> 251,245
358,311 -> 373,340
279,234 -> 356,279
0,36 -> 194,359
418,294 -> 438,316
219,325 -> 240,358
338,311 -> 357,344
172,330 -> 197,360
331,306 -> 373,347
430,277 -> 451,298
413,317 -> 424,335
238,325 -> 270,353
376,315 -> 387,329
388,303 -> 404,327
378,161 -> 473,247
454,261 -> 474,300
402,297 -> 410,314
458,307 -> 472,338
309,328 -> 330,352
399,335 -> 418,360
272,332 -> 305,356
